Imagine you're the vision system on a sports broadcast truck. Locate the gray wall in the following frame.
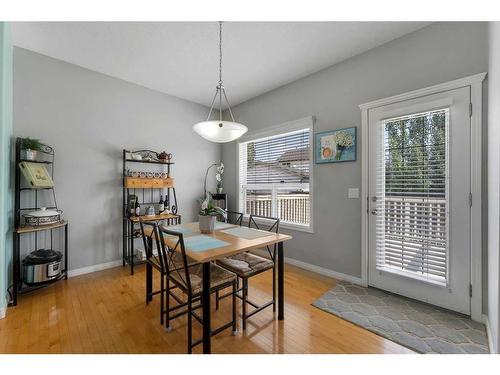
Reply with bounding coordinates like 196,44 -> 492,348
488,22 -> 500,354
222,22 -> 488,280
13,47 -> 219,271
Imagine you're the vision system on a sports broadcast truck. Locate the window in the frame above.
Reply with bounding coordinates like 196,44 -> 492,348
376,109 -> 448,285
237,118 -> 313,231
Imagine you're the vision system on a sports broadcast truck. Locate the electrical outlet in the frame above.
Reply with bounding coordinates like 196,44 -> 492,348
348,188 -> 359,199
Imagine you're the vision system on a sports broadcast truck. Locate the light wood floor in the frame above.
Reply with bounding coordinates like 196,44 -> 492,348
0,263 -> 413,354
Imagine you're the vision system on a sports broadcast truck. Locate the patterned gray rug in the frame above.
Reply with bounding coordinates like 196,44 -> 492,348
312,281 -> 489,354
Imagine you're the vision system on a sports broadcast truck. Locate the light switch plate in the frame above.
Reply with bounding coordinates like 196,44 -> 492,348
348,188 -> 359,199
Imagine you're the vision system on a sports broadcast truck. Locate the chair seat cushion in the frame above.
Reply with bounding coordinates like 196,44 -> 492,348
148,252 -> 196,272
170,263 -> 236,295
216,252 -> 274,278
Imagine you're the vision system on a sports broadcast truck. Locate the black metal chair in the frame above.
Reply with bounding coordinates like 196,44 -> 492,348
214,209 -> 244,309
216,214 -> 280,329
223,210 -> 244,226
157,226 -> 238,353
139,219 -> 196,326
139,220 -> 167,325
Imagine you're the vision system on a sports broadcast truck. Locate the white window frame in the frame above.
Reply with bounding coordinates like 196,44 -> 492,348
236,116 -> 314,233
359,73 -> 486,322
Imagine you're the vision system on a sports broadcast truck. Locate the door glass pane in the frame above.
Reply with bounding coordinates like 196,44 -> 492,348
376,109 -> 449,285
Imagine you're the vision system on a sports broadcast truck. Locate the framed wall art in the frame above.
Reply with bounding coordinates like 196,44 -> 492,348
315,127 -> 357,164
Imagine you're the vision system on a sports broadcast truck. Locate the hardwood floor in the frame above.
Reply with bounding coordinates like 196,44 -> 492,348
0,263 -> 413,354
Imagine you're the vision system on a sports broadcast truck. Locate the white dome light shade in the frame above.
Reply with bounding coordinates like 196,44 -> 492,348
193,23 -> 247,143
193,121 -> 248,143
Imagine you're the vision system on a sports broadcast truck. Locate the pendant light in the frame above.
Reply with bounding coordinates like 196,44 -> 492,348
193,22 -> 248,143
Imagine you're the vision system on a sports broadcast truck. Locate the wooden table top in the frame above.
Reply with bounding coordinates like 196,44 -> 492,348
144,222 -> 292,263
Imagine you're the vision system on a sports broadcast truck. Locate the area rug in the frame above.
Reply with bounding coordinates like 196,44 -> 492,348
312,281 -> 489,354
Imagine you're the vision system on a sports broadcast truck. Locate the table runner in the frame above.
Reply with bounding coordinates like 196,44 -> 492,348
220,226 -> 274,240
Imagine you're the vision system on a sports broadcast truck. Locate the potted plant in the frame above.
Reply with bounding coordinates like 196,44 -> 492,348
198,194 -> 226,233
216,162 -> 224,194
20,137 -> 42,161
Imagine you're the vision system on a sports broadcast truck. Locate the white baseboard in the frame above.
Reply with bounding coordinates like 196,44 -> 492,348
284,257 -> 364,285
482,314 -> 497,354
254,249 -> 363,285
68,260 -> 122,278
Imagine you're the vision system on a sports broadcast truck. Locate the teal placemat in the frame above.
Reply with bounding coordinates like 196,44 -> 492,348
220,227 -> 273,240
161,225 -> 192,234
214,222 -> 235,230
184,235 -> 230,252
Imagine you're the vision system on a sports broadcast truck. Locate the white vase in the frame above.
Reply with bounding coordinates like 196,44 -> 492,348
199,215 -> 216,233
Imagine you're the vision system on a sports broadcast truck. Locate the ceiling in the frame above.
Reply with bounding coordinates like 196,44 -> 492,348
11,22 -> 431,108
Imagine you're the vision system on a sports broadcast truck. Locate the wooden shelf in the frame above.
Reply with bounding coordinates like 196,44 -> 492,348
15,220 -> 68,234
128,213 -> 180,223
124,177 -> 174,189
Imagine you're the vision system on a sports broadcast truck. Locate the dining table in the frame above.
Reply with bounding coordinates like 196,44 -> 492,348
145,221 -> 292,354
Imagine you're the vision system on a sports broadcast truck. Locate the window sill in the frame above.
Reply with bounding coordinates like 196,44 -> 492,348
242,215 -> 313,233
280,222 -> 314,233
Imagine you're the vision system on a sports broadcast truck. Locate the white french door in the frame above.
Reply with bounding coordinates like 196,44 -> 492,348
368,87 -> 471,314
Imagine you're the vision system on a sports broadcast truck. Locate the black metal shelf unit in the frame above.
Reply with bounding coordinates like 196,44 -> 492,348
122,149 -> 181,275
10,138 -> 69,306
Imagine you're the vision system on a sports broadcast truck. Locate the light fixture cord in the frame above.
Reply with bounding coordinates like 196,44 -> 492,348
219,21 -> 223,86
203,21 -> 237,124
219,21 -> 223,122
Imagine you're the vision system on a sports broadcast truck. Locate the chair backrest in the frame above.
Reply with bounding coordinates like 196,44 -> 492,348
224,210 -> 243,226
248,214 -> 280,233
139,219 -> 167,272
156,226 -> 192,293
248,214 -> 280,259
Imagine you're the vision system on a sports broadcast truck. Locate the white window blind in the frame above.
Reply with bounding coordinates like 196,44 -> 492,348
238,126 -> 312,228
375,109 -> 449,286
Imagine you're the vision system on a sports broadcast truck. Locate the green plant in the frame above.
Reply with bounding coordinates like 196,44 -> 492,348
216,162 -> 224,191
199,194 -> 227,217
20,137 -> 42,151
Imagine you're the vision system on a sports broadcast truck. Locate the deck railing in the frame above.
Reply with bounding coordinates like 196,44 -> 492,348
245,193 -> 310,225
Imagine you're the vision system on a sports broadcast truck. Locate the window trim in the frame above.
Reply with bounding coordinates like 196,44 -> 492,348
236,116 -> 314,233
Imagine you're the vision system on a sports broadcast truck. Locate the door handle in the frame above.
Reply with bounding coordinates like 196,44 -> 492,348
371,209 -> 378,215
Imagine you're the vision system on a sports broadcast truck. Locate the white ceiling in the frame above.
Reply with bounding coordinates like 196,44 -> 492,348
11,22 -> 430,108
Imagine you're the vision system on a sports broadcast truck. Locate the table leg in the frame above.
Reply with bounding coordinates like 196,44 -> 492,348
202,262 -> 211,354
278,241 -> 284,320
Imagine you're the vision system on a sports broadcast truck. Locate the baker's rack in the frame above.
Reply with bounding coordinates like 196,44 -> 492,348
10,138 -> 69,306
122,149 -> 181,275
